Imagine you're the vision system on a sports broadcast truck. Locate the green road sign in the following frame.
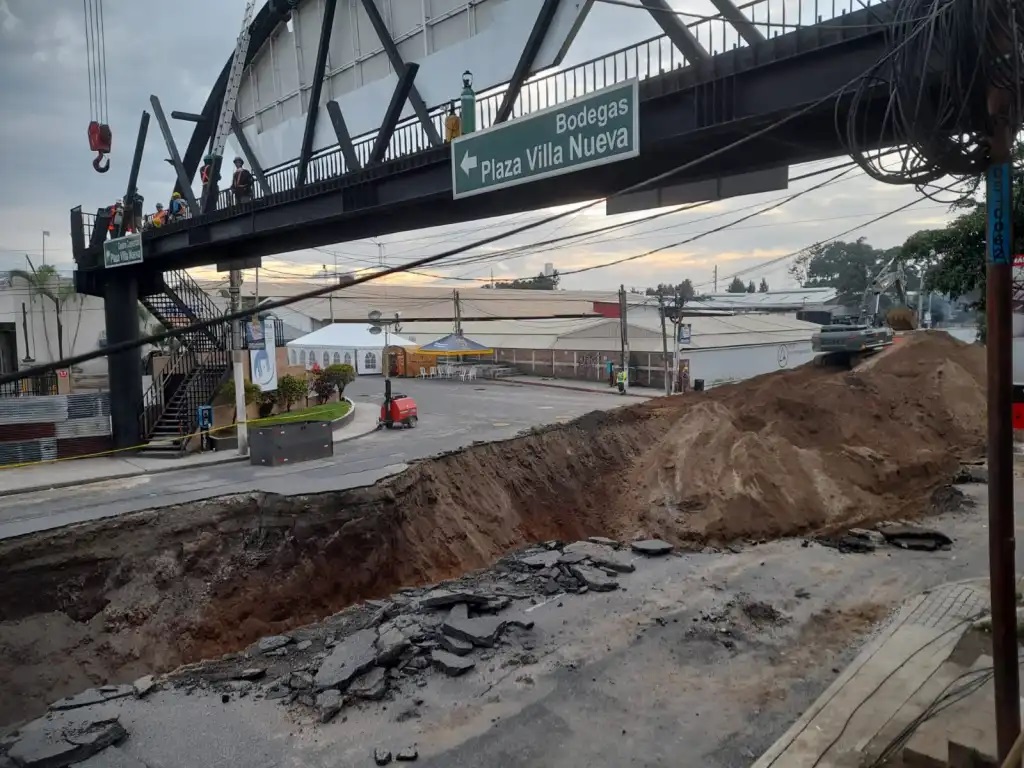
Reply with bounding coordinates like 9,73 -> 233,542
103,233 -> 143,269
451,79 -> 639,200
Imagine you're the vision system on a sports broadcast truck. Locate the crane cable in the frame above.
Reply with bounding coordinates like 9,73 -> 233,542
83,0 -> 111,172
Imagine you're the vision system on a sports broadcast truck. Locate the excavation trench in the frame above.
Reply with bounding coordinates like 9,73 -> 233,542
0,332 -> 986,727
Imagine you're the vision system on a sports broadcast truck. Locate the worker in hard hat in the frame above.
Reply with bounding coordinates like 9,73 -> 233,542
107,199 -> 124,237
151,203 -> 167,228
230,156 -> 253,205
168,191 -> 187,221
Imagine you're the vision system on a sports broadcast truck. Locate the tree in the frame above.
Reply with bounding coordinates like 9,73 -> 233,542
9,262 -> 81,360
644,279 -> 695,302
759,278 -> 769,292
746,280 -> 756,293
899,148 -> 1024,329
789,238 -> 902,306
219,379 -> 261,409
726,276 -> 747,293
276,374 -> 306,412
323,363 -> 356,395
492,270 -> 560,290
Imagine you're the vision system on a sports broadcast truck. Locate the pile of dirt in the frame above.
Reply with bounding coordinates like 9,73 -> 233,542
0,331 -> 984,725
628,331 -> 985,542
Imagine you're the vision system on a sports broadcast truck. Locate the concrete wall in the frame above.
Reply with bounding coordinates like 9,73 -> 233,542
496,340 -> 816,390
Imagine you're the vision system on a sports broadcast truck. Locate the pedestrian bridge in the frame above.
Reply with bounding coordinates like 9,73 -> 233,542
73,0 -> 903,276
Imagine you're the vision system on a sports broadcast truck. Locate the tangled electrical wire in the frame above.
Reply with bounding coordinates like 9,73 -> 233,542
840,0 -> 1024,199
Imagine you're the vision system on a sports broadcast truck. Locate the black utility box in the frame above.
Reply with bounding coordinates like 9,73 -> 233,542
249,420 -> 334,467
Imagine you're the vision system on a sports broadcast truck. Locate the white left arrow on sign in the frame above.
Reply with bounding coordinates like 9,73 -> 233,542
460,152 -> 478,176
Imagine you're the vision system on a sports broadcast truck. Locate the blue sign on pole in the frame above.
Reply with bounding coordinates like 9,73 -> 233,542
987,162 -> 1012,265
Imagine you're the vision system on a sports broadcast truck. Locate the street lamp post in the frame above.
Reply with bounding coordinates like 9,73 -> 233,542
41,231 -> 50,266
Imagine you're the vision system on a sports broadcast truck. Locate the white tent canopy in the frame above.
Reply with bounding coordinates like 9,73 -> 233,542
286,324 -> 415,375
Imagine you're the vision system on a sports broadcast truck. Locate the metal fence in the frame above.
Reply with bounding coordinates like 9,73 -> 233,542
0,370 -> 58,399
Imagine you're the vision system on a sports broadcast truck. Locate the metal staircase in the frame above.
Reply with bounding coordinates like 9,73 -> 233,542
139,269 -> 231,452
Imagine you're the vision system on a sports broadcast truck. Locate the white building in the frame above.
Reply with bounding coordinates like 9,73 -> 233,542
286,324 -> 416,375
0,272 -> 108,376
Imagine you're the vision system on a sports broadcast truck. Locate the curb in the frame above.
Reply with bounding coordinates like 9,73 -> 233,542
485,376 -> 652,399
0,399 -> 374,499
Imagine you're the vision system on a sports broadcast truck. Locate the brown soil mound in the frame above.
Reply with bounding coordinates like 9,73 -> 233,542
0,331 -> 984,725
629,331 -> 985,542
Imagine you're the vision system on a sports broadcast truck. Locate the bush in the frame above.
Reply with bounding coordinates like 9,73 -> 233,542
310,368 -> 335,405
257,391 -> 276,418
219,379 -> 262,407
323,363 -> 356,394
277,374 -> 306,412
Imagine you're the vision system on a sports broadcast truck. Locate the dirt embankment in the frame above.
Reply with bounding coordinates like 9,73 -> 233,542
0,332 -> 984,726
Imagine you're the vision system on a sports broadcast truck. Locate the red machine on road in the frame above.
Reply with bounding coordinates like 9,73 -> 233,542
379,379 -> 418,429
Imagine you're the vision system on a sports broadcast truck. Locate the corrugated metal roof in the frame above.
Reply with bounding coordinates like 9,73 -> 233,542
690,287 -> 838,310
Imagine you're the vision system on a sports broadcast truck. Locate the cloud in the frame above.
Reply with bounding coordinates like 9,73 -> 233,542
0,0 -> 958,295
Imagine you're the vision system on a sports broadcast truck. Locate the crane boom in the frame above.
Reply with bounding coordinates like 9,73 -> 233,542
211,0 -> 258,162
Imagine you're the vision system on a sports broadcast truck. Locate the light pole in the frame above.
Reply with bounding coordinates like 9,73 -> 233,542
41,231 -> 50,266
368,310 -> 401,379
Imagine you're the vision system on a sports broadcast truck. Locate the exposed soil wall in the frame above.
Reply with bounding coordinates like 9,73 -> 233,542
0,332 -> 984,726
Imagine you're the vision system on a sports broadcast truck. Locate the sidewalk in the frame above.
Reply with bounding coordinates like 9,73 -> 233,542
486,374 -> 653,399
0,401 -> 381,498
753,579 -> 993,768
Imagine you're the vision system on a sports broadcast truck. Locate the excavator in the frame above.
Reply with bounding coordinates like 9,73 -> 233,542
811,255 -> 911,367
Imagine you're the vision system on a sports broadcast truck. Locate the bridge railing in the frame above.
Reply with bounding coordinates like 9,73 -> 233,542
204,0 -> 885,214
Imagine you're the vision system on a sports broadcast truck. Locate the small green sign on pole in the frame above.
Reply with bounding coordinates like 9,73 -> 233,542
103,233 -> 144,269
451,79 -> 639,200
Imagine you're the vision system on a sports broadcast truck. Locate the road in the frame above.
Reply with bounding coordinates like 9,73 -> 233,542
0,379 -> 636,539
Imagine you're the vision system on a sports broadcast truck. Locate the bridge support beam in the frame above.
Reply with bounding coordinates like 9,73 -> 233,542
104,270 -> 143,451
370,63 -> 420,165
639,0 -> 710,64
359,0 -> 442,148
495,0 -> 562,124
708,0 -> 765,45
150,95 -> 200,215
231,115 -> 271,197
296,0 -> 339,190
325,101 -> 362,172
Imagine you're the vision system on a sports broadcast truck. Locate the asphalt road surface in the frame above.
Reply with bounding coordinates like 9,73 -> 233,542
0,379 -> 637,539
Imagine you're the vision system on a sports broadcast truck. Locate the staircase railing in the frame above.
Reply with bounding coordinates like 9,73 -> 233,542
139,344 -> 199,445
169,348 -> 232,455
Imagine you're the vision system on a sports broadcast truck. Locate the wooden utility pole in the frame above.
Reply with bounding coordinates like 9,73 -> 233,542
713,264 -> 718,293
658,293 -> 670,396
984,14 -> 1019,760
453,289 -> 463,335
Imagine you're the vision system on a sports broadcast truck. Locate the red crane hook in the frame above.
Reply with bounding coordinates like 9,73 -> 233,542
88,121 -> 112,174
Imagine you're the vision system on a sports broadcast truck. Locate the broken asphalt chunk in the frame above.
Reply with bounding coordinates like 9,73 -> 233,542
350,667 -> 388,701
98,685 -> 133,701
437,633 -> 474,656
374,748 -> 393,766
397,746 -> 419,761
569,565 -> 618,592
562,541 -> 636,573
520,551 -> 561,569
879,525 -> 953,551
131,675 -> 155,698
376,624 -> 413,667
432,650 -> 476,677
235,667 -> 266,681
442,614 -> 505,648
10,718 -> 128,768
631,539 -> 673,556
314,628 -> 378,690
50,688 -> 107,711
315,689 -> 344,723
419,589 -> 489,609
588,536 -> 619,547
257,635 -> 291,653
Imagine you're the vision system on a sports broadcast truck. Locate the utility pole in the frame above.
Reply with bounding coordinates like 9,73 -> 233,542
618,285 -> 628,385
984,22 -> 1019,760
228,268 -> 247,455
713,264 -> 718,293
658,293 -> 669,396
41,230 -> 49,266
323,264 -> 335,322
453,290 -> 462,335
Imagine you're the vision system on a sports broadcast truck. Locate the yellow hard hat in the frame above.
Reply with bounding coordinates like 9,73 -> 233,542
171,191 -> 181,199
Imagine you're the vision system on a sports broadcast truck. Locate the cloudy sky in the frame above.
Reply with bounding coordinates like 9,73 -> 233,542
0,0 -> 952,295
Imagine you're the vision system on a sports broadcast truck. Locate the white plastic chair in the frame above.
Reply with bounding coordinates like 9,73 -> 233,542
418,367 -> 427,379
467,367 -> 477,381
429,366 -> 437,379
